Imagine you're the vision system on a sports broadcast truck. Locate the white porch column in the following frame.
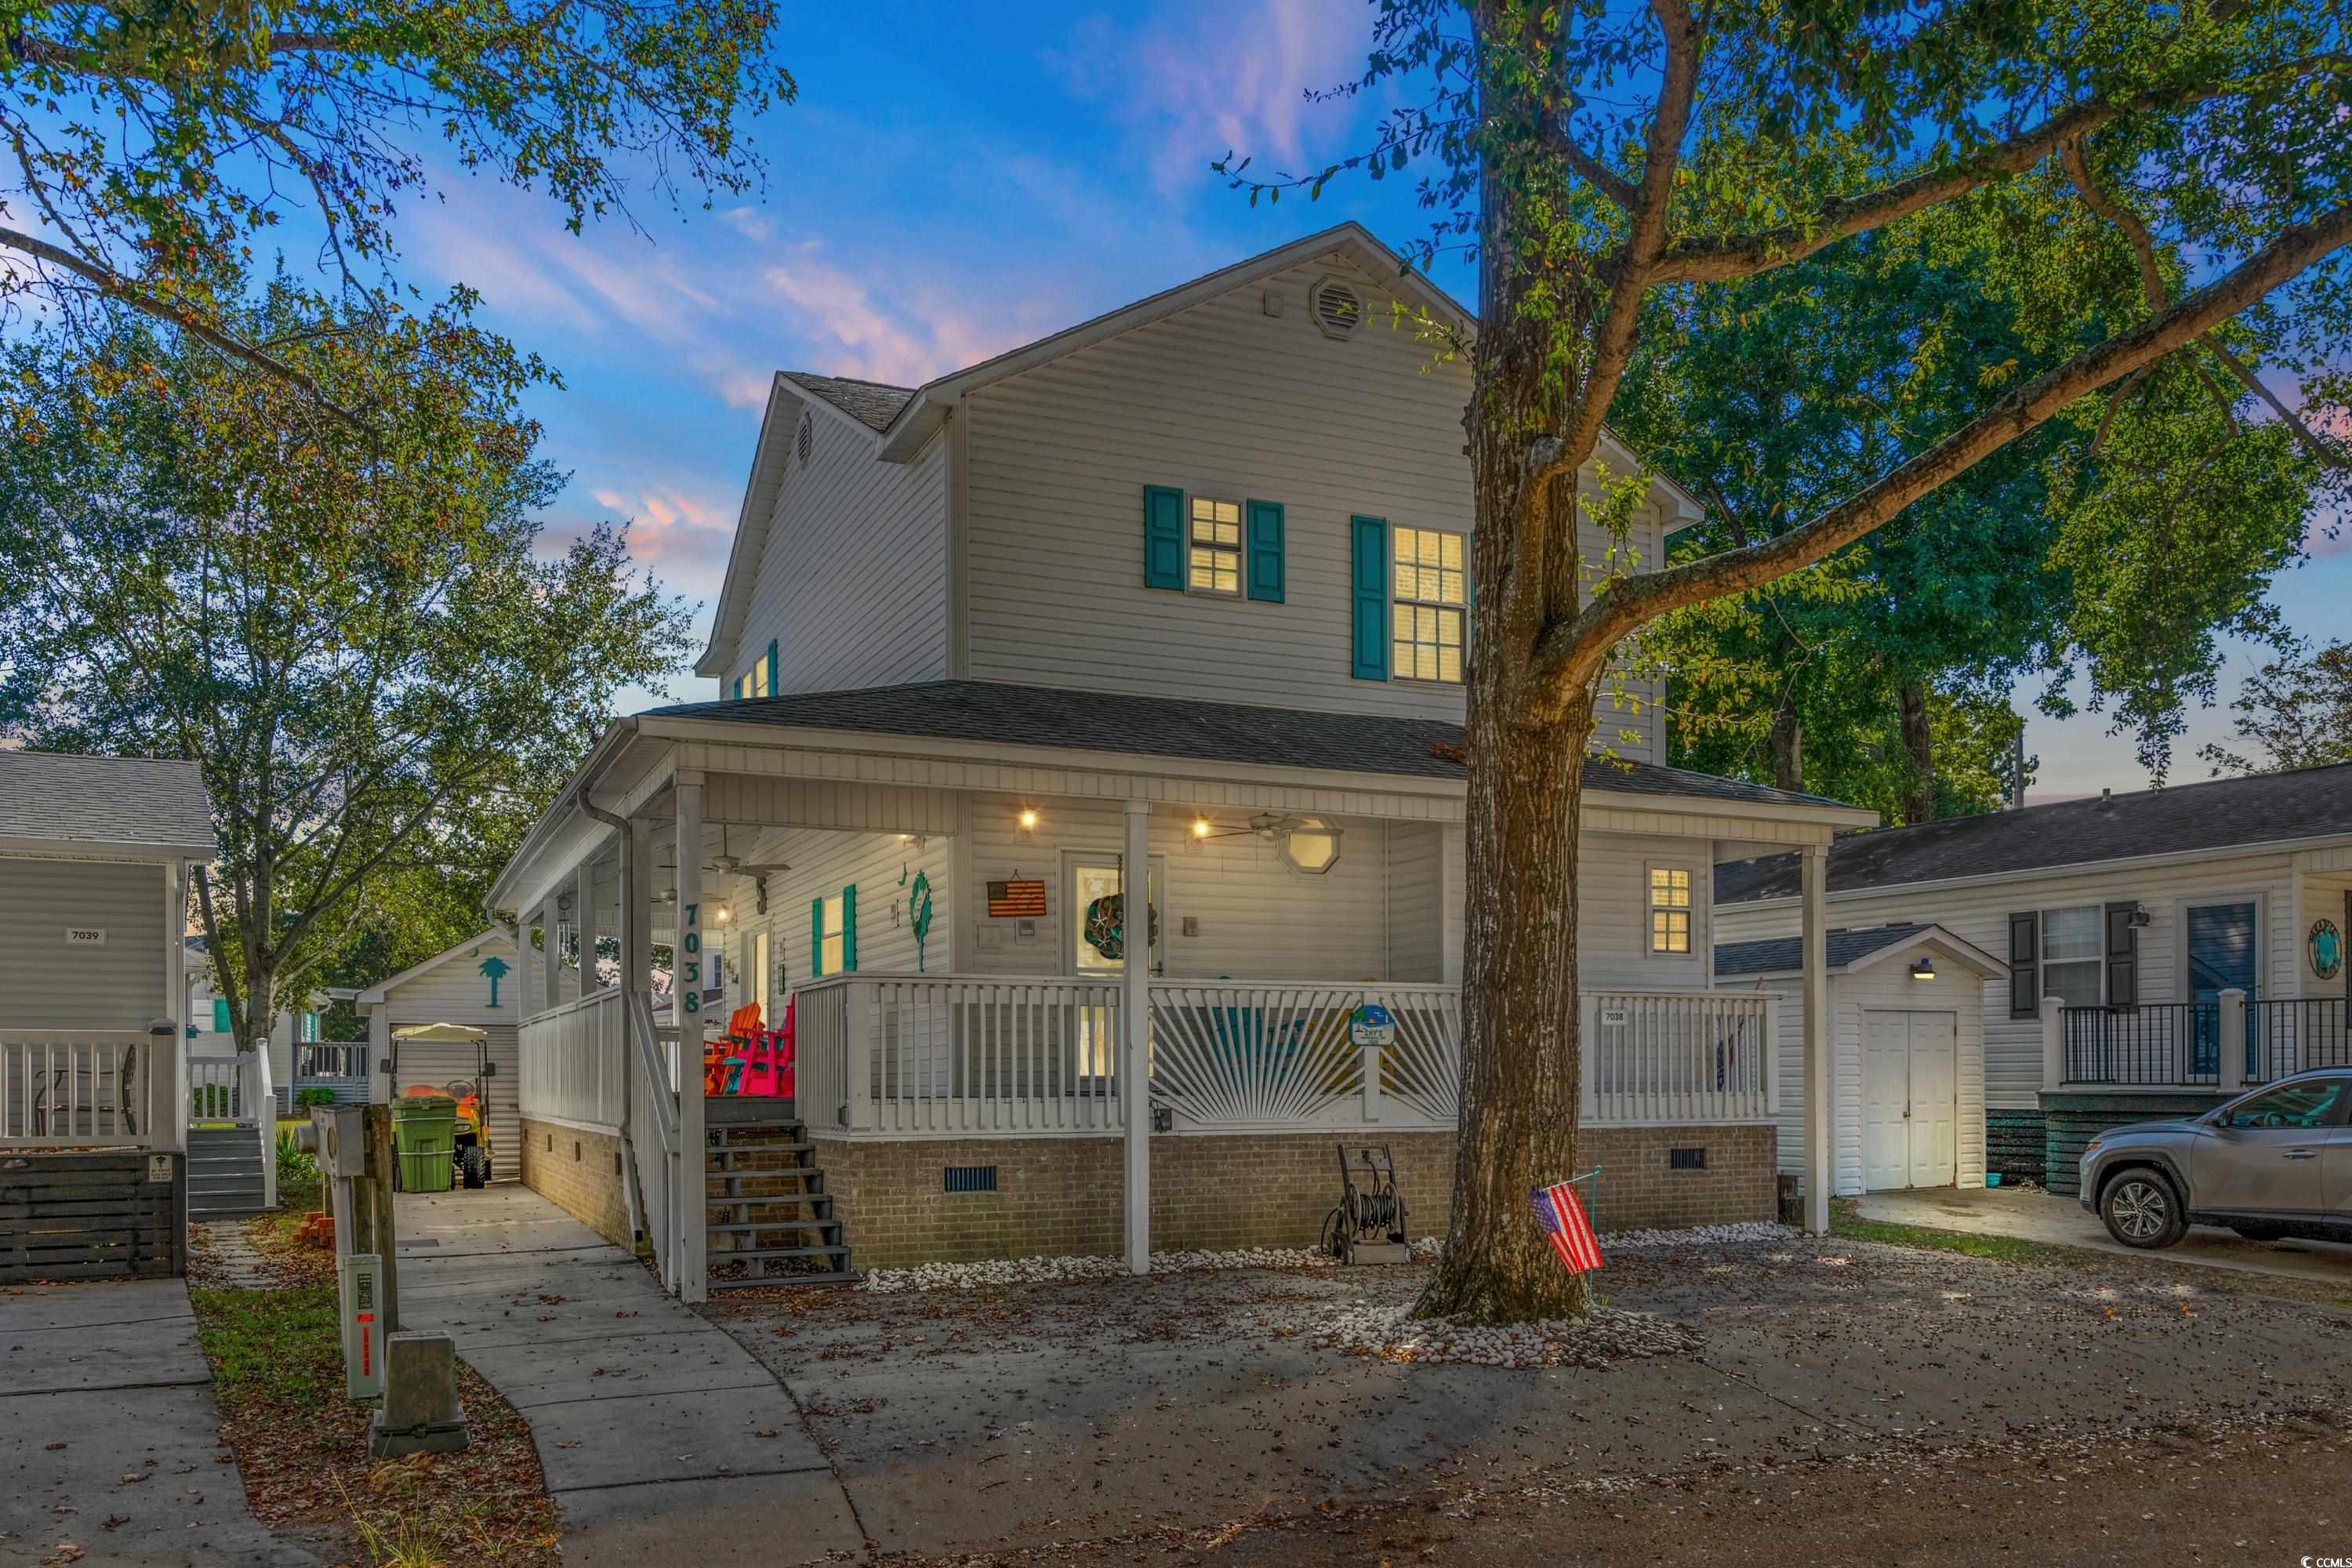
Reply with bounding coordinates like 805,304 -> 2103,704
675,771 -> 709,1304
1122,798 -> 1152,1275
2217,987 -> 2249,1092
2041,995 -> 2065,1090
572,862 -> 594,1000
1801,842 -> 1832,1235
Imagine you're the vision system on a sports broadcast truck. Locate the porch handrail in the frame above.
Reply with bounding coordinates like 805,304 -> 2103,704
2249,996 -> 2349,1083
517,986 -> 626,1131
621,989 -> 682,1294
2,1030 -> 150,1149
185,1046 -> 265,1127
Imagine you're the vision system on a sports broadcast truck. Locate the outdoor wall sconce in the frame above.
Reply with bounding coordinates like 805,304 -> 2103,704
1018,808 -> 1039,833
1910,955 -> 1937,982
2130,902 -> 2154,927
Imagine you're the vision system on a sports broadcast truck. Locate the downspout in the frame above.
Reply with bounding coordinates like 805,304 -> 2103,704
573,720 -> 650,1254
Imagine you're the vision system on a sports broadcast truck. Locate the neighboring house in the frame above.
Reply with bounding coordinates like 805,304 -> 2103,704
0,750 -> 218,1277
183,941 -> 336,1114
1714,763 -> 2352,1194
1714,924 -> 2006,1196
353,930 -> 523,1173
488,223 -> 1878,1299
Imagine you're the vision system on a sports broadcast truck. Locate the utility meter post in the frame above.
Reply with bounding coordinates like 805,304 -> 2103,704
362,1103 -> 401,1336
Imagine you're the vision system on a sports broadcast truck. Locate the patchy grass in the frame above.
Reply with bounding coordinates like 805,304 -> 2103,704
1828,1200 -> 2352,1313
188,1238 -> 559,1565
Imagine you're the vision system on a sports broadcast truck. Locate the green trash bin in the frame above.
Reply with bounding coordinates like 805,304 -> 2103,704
394,1094 -> 456,1193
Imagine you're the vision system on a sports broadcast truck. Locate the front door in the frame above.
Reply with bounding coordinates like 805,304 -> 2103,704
2187,901 -> 2259,1079
2192,1076 -> 2343,1214
1063,853 -> 1165,1080
1860,1011 -> 1960,1192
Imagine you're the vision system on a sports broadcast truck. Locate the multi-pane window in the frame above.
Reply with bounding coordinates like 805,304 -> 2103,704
2041,905 -> 2103,1007
818,892 -> 846,977
1189,498 -> 1242,595
1648,867 -> 1693,954
1391,526 -> 1466,682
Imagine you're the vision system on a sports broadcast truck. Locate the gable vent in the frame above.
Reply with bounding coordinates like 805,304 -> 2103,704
796,411 -> 814,464
1308,274 -> 1364,340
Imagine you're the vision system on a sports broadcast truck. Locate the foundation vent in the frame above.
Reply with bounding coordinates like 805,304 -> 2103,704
943,1164 -> 1000,1194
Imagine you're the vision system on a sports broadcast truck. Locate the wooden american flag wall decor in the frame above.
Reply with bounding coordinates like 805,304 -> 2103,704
986,879 -> 1047,918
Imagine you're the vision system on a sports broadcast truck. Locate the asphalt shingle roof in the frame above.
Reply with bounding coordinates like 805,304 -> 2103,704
647,681 -> 1857,808
1715,760 -> 2352,905
1713,923 -> 1936,978
784,372 -> 916,432
0,750 -> 216,853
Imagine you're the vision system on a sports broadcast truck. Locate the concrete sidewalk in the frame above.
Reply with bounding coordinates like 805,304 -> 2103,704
1856,1185 -> 2352,1283
393,1185 -> 864,1566
0,1276 -> 320,1566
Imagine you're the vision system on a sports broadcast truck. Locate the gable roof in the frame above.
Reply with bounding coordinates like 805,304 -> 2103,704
355,929 -> 514,1006
0,750 -> 216,858
648,679 -> 1860,811
1713,922 -> 2005,980
784,372 -> 915,432
1715,760 -> 2352,905
696,222 -> 1708,677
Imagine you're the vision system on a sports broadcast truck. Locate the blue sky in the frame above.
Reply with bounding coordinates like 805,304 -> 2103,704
389,0 -> 2347,801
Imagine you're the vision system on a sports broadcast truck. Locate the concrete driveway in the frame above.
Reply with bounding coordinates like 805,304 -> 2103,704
0,1276 -> 319,1567
392,1184 -> 865,1566
1856,1185 -> 2352,1283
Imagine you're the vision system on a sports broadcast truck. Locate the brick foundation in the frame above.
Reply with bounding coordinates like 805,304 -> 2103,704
821,1123 -> 1776,1271
519,1117 -> 633,1248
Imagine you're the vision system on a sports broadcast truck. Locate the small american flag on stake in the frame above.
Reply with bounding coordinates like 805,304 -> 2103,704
1531,1179 -> 1603,1274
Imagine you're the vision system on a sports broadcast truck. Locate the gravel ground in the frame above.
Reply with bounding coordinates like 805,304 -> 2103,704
702,1226 -> 2352,1562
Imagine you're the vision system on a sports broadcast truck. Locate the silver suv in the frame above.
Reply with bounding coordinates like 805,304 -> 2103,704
2079,1069 -> 2352,1249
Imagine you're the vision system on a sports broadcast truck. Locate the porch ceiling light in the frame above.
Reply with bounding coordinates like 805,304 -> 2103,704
1910,955 -> 1936,981
1282,817 -> 1343,876
711,902 -> 733,924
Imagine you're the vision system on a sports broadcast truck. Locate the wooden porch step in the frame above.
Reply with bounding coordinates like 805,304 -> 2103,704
705,1144 -> 815,1166
707,1269 -> 857,1290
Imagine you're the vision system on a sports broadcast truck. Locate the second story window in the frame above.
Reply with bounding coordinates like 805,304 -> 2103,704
1392,525 -> 1466,682
1189,498 -> 1243,595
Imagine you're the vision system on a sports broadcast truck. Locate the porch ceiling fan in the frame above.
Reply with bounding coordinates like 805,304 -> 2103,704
704,827 -> 791,879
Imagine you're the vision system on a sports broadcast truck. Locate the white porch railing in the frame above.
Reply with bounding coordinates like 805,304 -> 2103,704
624,992 -> 687,1294
1583,989 -> 1778,1125
790,976 -> 1773,1138
517,989 -> 627,1129
187,1048 -> 266,1126
798,975 -> 1129,1135
2,1032 -> 151,1147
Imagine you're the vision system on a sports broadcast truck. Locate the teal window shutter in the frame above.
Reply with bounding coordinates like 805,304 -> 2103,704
1142,485 -> 1184,590
1350,516 -> 1389,681
212,997 -> 230,1033
840,884 -> 858,972
1245,500 -> 1285,603
765,639 -> 779,695
810,897 -> 825,977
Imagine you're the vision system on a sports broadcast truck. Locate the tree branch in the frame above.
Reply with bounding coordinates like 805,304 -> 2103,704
2202,333 -> 2348,469
1526,202 -> 2352,708
0,225 -> 366,429
1653,57 -> 2352,287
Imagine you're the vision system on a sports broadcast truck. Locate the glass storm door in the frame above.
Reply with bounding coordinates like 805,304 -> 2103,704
2187,902 -> 2259,1079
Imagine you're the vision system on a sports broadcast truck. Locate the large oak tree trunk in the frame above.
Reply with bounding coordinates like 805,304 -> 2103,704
1769,692 -> 1804,793
1897,678 -> 1935,825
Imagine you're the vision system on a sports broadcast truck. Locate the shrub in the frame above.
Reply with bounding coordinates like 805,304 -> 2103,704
293,1087 -> 340,1109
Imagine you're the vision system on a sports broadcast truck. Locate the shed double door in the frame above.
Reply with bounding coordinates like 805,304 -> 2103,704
1861,1011 -> 1958,1191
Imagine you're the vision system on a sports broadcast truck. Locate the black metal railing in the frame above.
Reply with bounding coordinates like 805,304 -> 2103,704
2061,1003 -> 2220,1087
2249,998 -> 2350,1083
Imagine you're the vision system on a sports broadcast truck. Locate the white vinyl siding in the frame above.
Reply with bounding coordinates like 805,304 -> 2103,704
0,857 -> 170,1031
1715,848 -> 2312,1109
960,256 -> 1668,754
1385,822 -> 1445,982
712,827 -> 952,1000
370,934 -> 521,1144
733,417 -> 949,697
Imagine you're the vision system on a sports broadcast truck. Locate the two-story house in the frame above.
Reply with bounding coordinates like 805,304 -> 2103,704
487,223 -> 1878,1300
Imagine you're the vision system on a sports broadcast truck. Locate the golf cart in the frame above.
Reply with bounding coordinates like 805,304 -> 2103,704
387,1022 -> 497,1190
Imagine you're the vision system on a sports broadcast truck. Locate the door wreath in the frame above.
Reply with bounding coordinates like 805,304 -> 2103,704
1083,892 -> 1160,961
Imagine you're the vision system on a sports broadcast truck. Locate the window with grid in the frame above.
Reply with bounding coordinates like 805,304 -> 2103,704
1188,498 -> 1242,595
2041,905 -> 2103,1007
1390,526 -> 1466,682
1648,866 -> 1693,954
818,893 -> 845,977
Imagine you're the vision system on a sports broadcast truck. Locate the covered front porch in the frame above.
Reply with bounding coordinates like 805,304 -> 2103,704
489,688 -> 1868,1298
